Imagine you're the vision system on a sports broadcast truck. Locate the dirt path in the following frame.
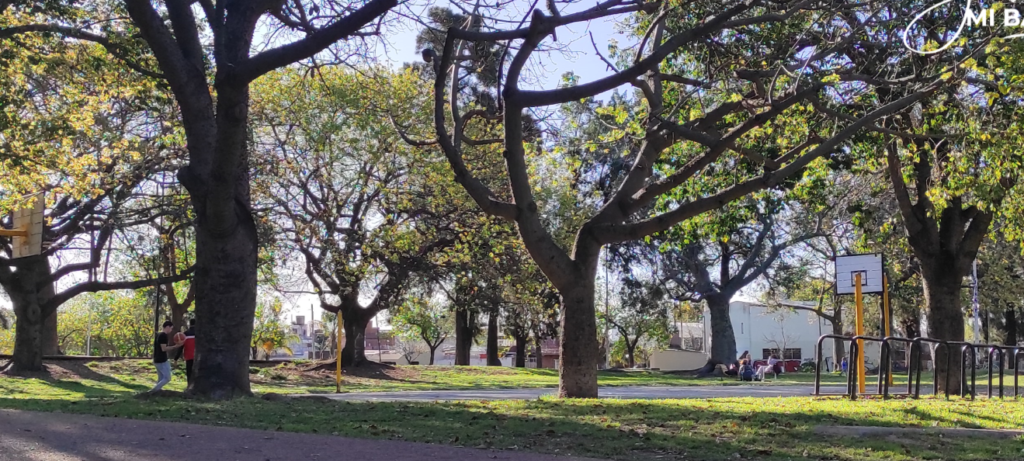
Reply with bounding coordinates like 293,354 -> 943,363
0,409 -> 601,461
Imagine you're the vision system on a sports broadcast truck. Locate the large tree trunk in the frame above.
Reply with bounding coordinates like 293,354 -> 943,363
558,275 -> 599,398
3,256 -> 55,372
706,294 -> 737,365
454,308 -> 474,365
42,308 -> 59,356
340,306 -> 373,367
514,333 -> 527,368
188,201 -> 259,399
922,267 -> 965,395
486,314 -> 501,366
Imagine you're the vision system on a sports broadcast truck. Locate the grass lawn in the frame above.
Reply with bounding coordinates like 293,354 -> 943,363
0,359 -> 870,396
2,360 -> 1023,460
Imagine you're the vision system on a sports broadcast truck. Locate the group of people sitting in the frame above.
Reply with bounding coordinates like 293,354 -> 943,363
723,351 -> 783,381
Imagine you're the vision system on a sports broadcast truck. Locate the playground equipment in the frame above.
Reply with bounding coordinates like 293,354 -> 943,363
1,194 -> 44,258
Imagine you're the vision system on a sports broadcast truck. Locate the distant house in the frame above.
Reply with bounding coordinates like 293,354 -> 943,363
656,299 -> 858,371
710,299 -> 833,362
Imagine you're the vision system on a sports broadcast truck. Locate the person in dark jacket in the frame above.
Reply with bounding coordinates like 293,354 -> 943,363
151,321 -> 182,392
739,359 -> 755,381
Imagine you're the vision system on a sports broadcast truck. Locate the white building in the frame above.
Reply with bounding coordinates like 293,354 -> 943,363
706,299 -> 833,362
668,299 -> 866,370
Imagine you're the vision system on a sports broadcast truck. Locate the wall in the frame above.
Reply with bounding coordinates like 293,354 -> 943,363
649,349 -> 708,371
704,300 -> 836,364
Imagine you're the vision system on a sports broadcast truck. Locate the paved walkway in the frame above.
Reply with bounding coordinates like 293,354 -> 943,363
293,385 -> 851,401
0,410 -> 599,461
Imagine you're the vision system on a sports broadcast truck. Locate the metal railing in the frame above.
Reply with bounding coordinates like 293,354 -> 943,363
879,336 -> 915,399
814,334 -> 852,397
815,334 -> 1024,400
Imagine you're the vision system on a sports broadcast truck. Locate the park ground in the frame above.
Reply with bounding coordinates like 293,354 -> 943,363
1,360 -> 1023,461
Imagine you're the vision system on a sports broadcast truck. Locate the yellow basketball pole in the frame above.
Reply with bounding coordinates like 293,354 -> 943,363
883,274 -> 892,386
335,312 -> 343,393
854,273 -> 866,395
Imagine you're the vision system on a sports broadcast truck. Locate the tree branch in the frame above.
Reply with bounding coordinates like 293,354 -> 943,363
44,266 -> 195,315
238,0 -> 397,82
595,88 -> 934,244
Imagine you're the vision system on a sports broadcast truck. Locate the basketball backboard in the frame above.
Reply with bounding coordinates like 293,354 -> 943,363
834,253 -> 883,295
10,194 -> 44,258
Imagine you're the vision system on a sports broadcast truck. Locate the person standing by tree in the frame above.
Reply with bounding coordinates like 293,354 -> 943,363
183,319 -> 196,387
151,321 -> 181,392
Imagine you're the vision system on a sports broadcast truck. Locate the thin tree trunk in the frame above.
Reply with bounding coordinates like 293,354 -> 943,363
428,346 -> 437,365
486,314 -> 501,366
1005,306 -> 1018,346
454,309 -> 473,366
558,274 -> 599,398
626,340 -> 637,368
515,334 -> 527,368
923,268 -> 965,395
1005,306 -> 1017,370
170,300 -> 188,339
982,309 -> 990,343
535,336 -> 544,369
831,319 -> 845,369
706,294 -> 737,365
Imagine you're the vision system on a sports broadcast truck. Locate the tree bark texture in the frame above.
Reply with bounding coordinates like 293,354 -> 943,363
831,319 -> 845,368
486,314 -> 501,366
1006,307 -> 1017,369
922,268 -> 965,395
706,295 -> 737,365
535,337 -> 544,369
454,308 -> 474,366
558,275 -> 599,398
2,256 -> 54,371
41,308 -> 59,355
1005,307 -> 1017,346
339,298 -> 376,367
188,205 -> 258,398
515,334 -> 527,368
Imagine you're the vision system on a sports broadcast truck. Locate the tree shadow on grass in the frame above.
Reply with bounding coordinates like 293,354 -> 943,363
56,362 -> 150,392
4,395 -> 1023,461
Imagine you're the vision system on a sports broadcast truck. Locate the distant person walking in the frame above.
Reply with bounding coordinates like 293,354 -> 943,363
183,319 -> 196,386
151,321 -> 182,392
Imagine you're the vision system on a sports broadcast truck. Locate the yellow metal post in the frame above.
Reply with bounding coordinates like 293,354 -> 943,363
855,273 -> 866,395
883,274 -> 892,386
336,312 -> 343,393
